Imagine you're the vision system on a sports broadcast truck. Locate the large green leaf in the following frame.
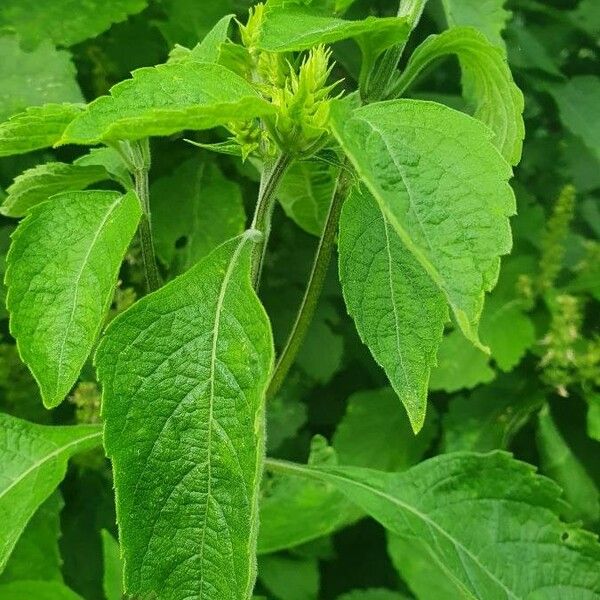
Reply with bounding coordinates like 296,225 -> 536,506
6,190 -> 141,408
331,99 -> 515,347
151,158 -> 245,273
393,27 -> 524,165
60,62 -> 275,145
338,188 -> 447,431
440,0 -> 511,48
0,0 -> 148,49
258,6 -> 410,53
0,491 -> 63,583
0,34 -> 83,121
268,452 -> 600,597
0,104 -> 82,158
0,414 -> 102,572
95,233 -> 274,600
2,162 -> 110,218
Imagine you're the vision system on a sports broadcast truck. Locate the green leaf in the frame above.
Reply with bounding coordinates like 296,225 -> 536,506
442,376 -> 544,453
338,188 -> 447,431
151,158 -> 245,273
0,104 -> 82,158
0,581 -> 83,600
333,388 -> 437,471
73,147 -> 133,189
0,34 -> 83,121
546,76 -> 600,163
536,406 -> 600,525
429,330 -> 495,393
95,233 -> 274,600
0,413 -> 102,572
337,590 -> 410,600
101,530 -> 123,600
269,452 -> 600,597
393,27 -> 524,165
440,0 -> 511,48
277,160 -> 336,237
587,393 -> 600,443
0,0 -> 148,49
2,162 -> 111,218
60,62 -> 275,145
258,6 -> 410,53
169,14 -> 234,65
0,491 -> 63,584
331,99 -> 515,347
6,190 -> 141,408
258,554 -> 319,600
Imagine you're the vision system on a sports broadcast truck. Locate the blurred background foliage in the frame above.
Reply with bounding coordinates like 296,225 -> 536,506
0,0 -> 598,598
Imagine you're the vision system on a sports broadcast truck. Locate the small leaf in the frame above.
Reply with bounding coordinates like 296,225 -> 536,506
269,452 -> 600,597
169,14 -> 234,65
151,158 -> 245,272
338,188 -> 447,431
0,0 -> 148,49
0,413 -> 102,572
393,27 -> 525,165
0,104 -> 82,158
0,491 -> 64,584
0,581 -> 83,600
258,6 -> 410,53
6,190 -> 141,408
537,406 -> 600,525
258,554 -> 319,600
101,530 -> 123,600
429,330 -> 495,393
73,147 -> 133,189
331,99 -> 515,347
2,162 -> 110,218
60,62 -> 275,145
0,34 -> 83,121
96,233 -> 274,600
277,160 -> 337,237
440,0 -> 511,48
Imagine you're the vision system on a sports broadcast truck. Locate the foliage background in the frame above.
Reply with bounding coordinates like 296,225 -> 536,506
0,0 -> 598,598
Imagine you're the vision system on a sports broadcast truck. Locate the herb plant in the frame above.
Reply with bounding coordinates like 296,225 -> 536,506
0,0 -> 599,599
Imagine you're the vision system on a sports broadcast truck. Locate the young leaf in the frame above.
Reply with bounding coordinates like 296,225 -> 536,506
101,530 -> 123,600
392,27 -> 525,165
2,162 -> 110,218
258,6 -> 410,54
151,159 -> 245,272
277,161 -> 337,237
0,104 -> 82,158
0,34 -> 83,121
0,491 -> 63,584
0,0 -> 148,49
268,452 -> 600,597
0,414 -> 102,572
6,190 -> 141,408
440,0 -> 511,48
536,406 -> 600,525
60,62 -> 275,145
73,147 -> 133,189
95,233 -> 274,600
331,99 -> 515,347
338,188 -> 447,431
0,581 -> 83,600
169,14 -> 234,65
258,554 -> 319,600
429,330 -> 495,393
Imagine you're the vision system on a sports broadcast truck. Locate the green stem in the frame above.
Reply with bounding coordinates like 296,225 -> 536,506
267,165 -> 352,400
250,153 -> 293,289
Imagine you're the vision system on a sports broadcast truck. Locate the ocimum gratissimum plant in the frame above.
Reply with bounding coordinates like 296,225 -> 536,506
1,0 -> 599,598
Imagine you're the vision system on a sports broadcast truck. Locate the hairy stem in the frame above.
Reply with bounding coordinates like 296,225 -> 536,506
250,153 -> 293,288
267,165 -> 352,400
125,139 -> 160,293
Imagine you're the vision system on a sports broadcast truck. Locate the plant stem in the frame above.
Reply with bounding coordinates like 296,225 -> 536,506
250,152 -> 293,289
267,165 -> 352,400
125,139 -> 160,293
